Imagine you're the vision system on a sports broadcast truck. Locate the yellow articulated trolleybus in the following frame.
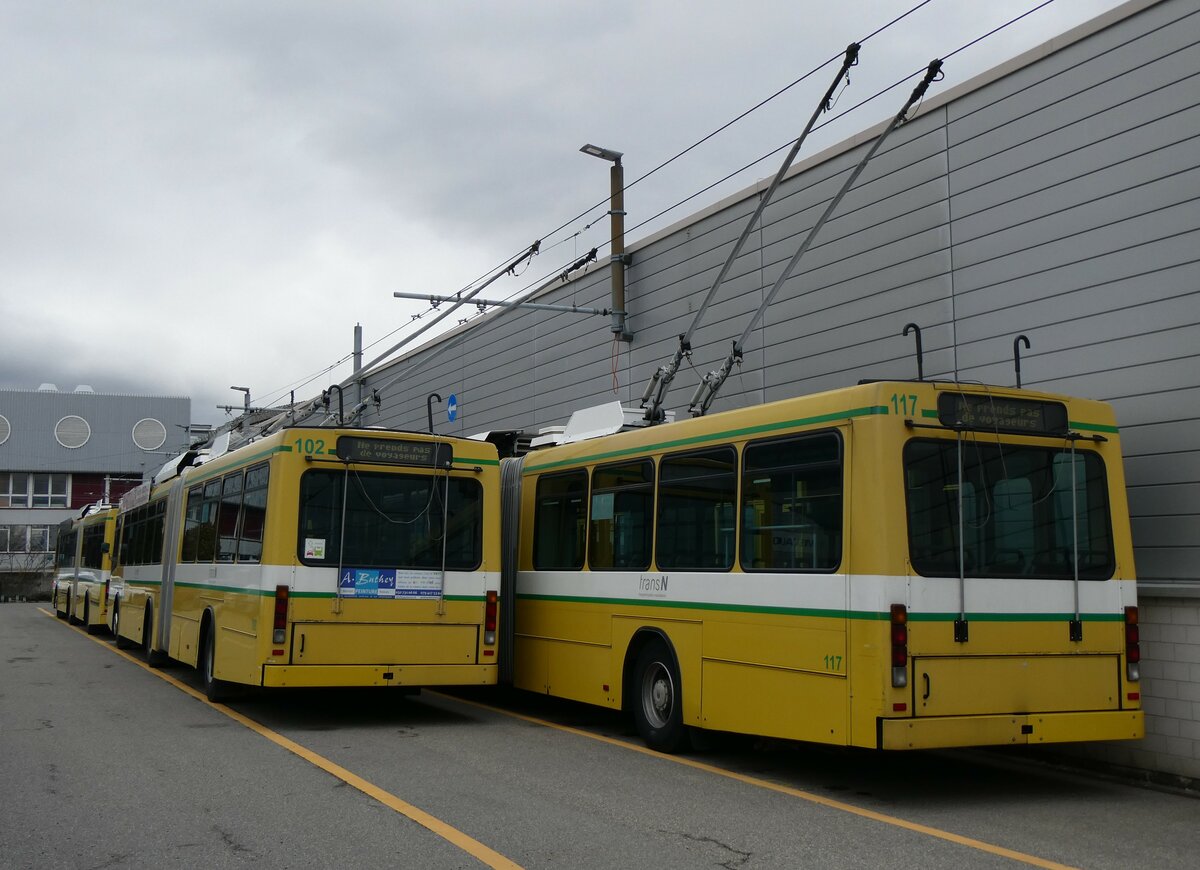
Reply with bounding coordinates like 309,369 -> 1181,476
52,503 -> 118,634
109,426 -> 501,700
499,381 -> 1143,751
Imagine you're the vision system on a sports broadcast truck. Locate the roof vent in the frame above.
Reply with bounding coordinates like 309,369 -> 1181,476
37,383 -> 59,392
132,418 -> 168,451
55,415 -> 91,449
74,385 -> 95,393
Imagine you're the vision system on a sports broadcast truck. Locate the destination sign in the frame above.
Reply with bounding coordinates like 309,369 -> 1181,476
937,393 -> 1068,436
336,436 -> 452,468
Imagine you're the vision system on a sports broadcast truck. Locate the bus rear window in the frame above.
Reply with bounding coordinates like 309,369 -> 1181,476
904,439 -> 1114,580
298,470 -> 482,571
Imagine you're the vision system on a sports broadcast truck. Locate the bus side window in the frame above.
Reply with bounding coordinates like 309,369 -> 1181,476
196,479 -> 221,562
657,447 -> 736,571
181,486 -> 203,562
216,471 -> 244,563
589,459 -> 653,571
533,471 -> 587,570
741,432 -> 842,573
238,463 -> 269,564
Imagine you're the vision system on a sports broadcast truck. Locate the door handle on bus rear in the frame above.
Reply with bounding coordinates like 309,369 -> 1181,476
922,672 -> 931,701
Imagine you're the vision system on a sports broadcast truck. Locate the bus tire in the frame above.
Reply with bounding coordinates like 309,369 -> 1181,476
113,603 -> 135,649
632,639 -> 688,753
200,622 -> 232,703
68,593 -> 82,626
54,588 -> 67,619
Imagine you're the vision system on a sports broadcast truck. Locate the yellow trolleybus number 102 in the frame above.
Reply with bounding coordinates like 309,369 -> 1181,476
107,428 -> 501,702
499,381 -> 1142,752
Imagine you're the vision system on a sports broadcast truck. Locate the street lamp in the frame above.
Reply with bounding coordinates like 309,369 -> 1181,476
230,386 -> 251,412
580,143 -> 632,341
579,143 -> 623,164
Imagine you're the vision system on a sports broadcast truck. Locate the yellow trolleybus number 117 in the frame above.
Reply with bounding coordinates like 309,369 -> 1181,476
108,427 -> 501,701
501,381 -> 1143,752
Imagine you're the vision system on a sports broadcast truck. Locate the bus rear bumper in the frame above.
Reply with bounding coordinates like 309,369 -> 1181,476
261,663 -> 497,688
879,710 -> 1144,750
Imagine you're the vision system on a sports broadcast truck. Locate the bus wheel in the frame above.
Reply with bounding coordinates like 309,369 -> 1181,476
67,593 -> 82,626
54,589 -> 67,619
84,598 -> 98,635
201,623 -> 232,703
633,639 -> 688,753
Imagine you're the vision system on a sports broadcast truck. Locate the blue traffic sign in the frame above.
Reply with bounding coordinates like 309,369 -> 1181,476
447,394 -> 458,423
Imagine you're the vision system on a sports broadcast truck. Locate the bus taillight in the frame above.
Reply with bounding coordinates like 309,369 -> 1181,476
484,590 -> 497,646
891,604 -> 908,688
1125,606 -> 1140,682
273,585 -> 289,644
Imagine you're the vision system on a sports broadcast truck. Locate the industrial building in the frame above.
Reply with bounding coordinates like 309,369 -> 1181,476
0,385 -> 191,593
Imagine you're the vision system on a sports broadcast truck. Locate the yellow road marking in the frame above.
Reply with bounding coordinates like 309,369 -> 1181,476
440,692 -> 1079,870
40,609 -> 521,870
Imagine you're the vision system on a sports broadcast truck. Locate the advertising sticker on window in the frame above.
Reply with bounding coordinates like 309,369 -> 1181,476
337,568 -> 442,598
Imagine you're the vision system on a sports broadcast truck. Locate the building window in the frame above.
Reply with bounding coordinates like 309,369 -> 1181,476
29,525 -> 53,553
31,474 -> 70,508
0,474 -> 30,508
0,524 -> 56,553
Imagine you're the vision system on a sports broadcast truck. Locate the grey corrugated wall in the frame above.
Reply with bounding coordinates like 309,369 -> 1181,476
362,0 -> 1199,584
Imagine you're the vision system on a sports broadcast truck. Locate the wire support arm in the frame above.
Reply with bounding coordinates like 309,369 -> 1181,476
680,43 -> 860,353
358,240 -> 541,376
638,46 -> 860,427
735,57 -> 942,353
695,58 -> 944,417
392,290 -> 615,317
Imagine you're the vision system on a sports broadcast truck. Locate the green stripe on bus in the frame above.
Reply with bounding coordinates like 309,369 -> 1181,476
277,591 -> 488,602
1070,420 -> 1120,434
523,405 -> 889,473
517,593 -> 1125,622
517,593 -> 847,618
890,611 -> 1123,623
190,443 -> 294,483
453,457 -> 500,467
174,581 -> 276,596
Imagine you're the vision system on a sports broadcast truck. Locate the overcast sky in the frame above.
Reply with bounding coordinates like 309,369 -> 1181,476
1,0 -> 1130,424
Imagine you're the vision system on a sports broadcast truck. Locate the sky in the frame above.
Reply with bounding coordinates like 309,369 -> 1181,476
1,0 -> 1131,424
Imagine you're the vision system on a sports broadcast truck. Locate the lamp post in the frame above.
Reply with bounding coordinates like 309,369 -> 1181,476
230,386 -> 251,412
580,144 -> 631,341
